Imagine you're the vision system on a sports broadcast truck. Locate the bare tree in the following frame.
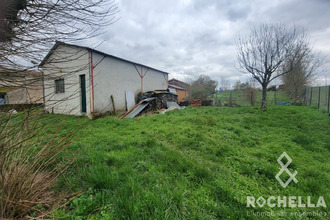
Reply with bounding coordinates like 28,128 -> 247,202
236,23 -> 308,109
0,0 -> 118,218
281,47 -> 326,103
1,0 -> 118,108
0,0 -> 118,70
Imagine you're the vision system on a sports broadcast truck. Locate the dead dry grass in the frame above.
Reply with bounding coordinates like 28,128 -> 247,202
0,108 -> 84,218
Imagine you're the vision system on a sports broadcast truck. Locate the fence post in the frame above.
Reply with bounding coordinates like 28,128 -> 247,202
215,92 -> 217,105
250,90 -> 253,106
310,87 -> 313,106
328,85 -> 330,114
304,88 -> 307,105
318,87 -> 321,109
229,90 -> 233,107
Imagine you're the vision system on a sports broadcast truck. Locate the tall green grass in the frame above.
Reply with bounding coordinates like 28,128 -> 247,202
44,106 -> 330,219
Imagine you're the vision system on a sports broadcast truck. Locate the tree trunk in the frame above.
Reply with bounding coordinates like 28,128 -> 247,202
261,85 -> 267,109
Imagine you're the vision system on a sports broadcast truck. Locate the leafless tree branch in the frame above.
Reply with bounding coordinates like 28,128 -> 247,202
236,23 -> 309,109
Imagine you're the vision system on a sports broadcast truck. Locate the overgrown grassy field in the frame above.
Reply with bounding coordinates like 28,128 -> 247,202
44,106 -> 330,219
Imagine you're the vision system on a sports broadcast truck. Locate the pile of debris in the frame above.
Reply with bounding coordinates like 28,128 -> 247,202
120,90 -> 182,119
191,99 -> 202,107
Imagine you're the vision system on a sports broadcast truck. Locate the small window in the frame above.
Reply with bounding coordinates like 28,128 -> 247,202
55,79 -> 65,94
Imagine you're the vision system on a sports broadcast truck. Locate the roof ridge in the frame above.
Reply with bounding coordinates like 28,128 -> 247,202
40,41 -> 170,75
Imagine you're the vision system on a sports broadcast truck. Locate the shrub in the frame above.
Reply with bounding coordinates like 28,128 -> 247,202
0,109 -> 82,218
189,75 -> 217,101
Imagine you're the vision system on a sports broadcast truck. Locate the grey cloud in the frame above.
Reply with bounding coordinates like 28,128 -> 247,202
83,0 -> 330,83
226,3 -> 251,22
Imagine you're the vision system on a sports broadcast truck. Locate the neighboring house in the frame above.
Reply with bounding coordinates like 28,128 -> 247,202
0,68 -> 43,104
168,78 -> 190,102
40,41 -> 169,116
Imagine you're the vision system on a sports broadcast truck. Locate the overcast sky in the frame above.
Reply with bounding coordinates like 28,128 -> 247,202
86,0 -> 330,86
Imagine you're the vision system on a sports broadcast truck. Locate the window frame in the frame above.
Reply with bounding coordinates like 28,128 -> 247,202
55,79 -> 65,94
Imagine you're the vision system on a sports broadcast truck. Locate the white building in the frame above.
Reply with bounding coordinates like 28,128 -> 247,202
40,42 -> 169,116
0,68 -> 43,105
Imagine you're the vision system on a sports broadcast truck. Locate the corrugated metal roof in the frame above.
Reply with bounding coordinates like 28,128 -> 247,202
168,78 -> 190,86
166,101 -> 180,108
124,97 -> 156,118
40,41 -> 170,75
168,84 -> 186,90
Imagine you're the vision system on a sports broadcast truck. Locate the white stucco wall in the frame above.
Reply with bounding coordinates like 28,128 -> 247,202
42,45 -> 91,115
91,52 -> 168,113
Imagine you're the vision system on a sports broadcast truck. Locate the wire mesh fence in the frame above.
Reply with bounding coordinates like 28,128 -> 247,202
210,86 -> 330,114
212,89 -> 291,107
304,86 -> 330,114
